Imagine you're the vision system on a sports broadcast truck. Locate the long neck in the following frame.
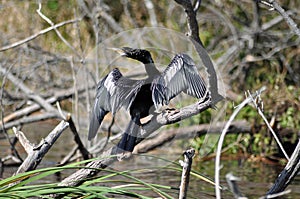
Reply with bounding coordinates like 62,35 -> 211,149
142,57 -> 160,78
145,63 -> 160,78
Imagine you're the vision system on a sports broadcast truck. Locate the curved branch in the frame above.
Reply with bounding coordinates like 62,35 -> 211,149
174,0 -> 223,104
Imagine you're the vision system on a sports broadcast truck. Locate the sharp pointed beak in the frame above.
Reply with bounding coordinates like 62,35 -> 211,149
107,47 -> 127,56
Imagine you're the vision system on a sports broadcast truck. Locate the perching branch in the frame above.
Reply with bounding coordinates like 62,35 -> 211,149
55,95 -> 211,193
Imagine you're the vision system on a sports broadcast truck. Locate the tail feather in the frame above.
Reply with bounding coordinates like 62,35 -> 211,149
88,108 -> 107,140
117,116 -> 140,152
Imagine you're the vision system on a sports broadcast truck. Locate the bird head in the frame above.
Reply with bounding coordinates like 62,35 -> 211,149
117,47 -> 154,64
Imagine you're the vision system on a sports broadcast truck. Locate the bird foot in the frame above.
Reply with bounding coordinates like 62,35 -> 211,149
116,150 -> 132,161
163,107 -> 179,115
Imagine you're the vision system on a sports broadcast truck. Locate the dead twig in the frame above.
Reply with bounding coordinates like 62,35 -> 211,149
0,18 -> 81,52
1,112 -> 60,131
0,84 -> 94,129
259,0 -> 300,38
179,148 -> 195,199
14,120 -> 69,174
65,114 -> 91,160
0,65 -> 60,116
214,86 -> 266,199
36,3 -> 82,59
248,90 -> 290,160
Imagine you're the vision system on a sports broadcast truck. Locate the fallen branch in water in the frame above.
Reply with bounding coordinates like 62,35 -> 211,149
134,120 -> 251,154
14,120 -> 69,174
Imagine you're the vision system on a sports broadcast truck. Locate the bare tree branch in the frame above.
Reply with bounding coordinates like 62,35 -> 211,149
0,18 -> 81,52
36,3 -> 83,59
260,0 -> 300,37
14,120 -> 69,174
0,84 -> 92,128
179,148 -> 195,199
0,66 -> 60,116
174,0 -> 223,104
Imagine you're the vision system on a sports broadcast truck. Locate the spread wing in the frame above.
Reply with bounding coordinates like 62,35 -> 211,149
152,54 -> 208,109
88,68 -> 143,140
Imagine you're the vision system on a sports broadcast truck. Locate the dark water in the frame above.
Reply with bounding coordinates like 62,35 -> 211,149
1,121 -> 299,198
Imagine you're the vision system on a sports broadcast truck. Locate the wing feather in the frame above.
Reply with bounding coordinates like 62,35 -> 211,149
152,54 -> 208,109
88,68 -> 142,140
95,68 -> 142,114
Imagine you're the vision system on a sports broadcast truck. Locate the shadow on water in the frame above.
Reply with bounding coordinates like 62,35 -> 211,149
0,121 -> 299,198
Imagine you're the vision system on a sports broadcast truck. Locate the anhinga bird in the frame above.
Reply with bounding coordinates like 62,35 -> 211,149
88,47 -> 208,152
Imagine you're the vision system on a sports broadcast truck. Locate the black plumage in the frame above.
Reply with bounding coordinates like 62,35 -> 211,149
88,47 -> 208,152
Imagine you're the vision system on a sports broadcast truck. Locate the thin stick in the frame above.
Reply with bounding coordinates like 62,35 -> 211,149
260,0 -> 300,38
0,18 -> 80,52
248,91 -> 290,160
0,65 -> 59,115
215,86 -> 266,199
36,3 -> 82,59
65,114 -> 91,160
179,148 -> 195,199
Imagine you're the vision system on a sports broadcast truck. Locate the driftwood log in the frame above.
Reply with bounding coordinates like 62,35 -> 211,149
134,120 -> 251,153
14,121 -> 69,174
